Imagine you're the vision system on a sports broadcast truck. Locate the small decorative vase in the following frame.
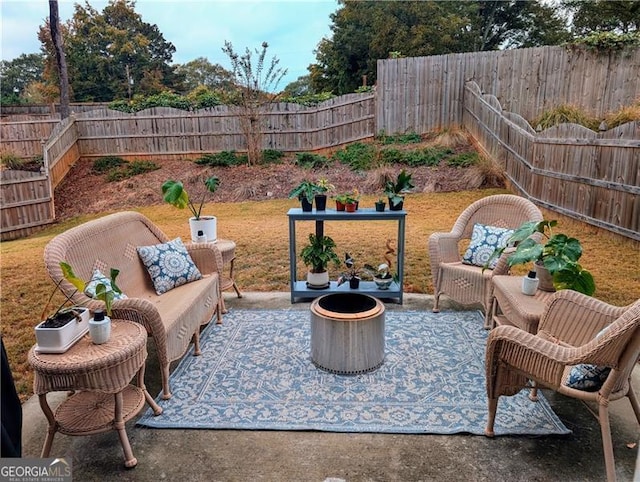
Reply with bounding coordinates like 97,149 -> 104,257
535,261 -> 555,292
375,201 -> 385,212
88,309 -> 111,344
314,194 -> 327,211
521,270 -> 539,296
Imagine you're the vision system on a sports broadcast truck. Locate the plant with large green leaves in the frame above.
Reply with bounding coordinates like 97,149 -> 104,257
300,233 -> 341,273
384,169 -> 415,208
162,176 -> 220,220
493,220 -> 595,295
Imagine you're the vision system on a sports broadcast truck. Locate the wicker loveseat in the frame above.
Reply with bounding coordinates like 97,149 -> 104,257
43,211 -> 224,400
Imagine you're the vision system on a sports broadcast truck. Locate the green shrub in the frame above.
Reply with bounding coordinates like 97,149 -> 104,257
195,151 -> 242,167
294,152 -> 331,169
262,149 -> 285,164
446,152 -> 480,168
106,161 -> 159,182
405,146 -> 453,167
333,142 -> 377,171
93,156 -> 126,173
378,132 -> 422,145
379,148 -> 404,165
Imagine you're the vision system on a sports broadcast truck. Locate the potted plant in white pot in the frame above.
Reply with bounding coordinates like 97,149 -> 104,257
35,263 -> 123,353
300,233 -> 341,288
162,176 -> 221,242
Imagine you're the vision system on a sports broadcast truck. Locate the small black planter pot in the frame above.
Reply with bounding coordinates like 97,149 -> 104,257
375,201 -> 386,212
315,194 -> 327,211
301,197 -> 313,212
388,197 -> 404,211
349,277 -> 361,289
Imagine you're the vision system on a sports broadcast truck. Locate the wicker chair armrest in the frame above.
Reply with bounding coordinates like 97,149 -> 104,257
186,242 -> 224,276
538,290 -> 626,347
428,232 -> 461,264
486,325 -> 582,395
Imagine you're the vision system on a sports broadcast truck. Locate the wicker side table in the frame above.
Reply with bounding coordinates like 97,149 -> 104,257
215,239 -> 242,312
28,320 -> 162,468
491,275 -> 556,334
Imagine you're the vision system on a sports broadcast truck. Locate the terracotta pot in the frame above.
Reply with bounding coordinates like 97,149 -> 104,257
345,203 -> 357,212
335,200 -> 345,211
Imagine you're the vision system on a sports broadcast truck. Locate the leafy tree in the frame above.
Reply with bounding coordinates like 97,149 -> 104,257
0,54 -> 45,103
174,57 -> 235,93
38,0 -> 183,102
282,75 -> 314,97
562,0 -> 640,35
309,1 -> 570,94
222,41 -> 287,165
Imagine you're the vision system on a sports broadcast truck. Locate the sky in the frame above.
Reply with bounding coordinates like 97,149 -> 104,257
0,0 -> 339,87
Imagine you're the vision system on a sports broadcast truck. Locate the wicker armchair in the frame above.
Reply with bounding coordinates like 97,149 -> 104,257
485,290 -> 640,482
44,211 -> 224,400
428,194 -> 543,326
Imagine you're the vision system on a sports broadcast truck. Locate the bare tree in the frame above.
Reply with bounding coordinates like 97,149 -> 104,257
222,41 -> 287,165
49,0 -> 70,118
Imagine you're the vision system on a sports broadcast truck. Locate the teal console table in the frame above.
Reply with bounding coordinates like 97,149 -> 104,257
287,207 -> 407,304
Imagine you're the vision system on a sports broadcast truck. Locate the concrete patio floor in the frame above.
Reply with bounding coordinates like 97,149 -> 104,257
20,292 -> 640,482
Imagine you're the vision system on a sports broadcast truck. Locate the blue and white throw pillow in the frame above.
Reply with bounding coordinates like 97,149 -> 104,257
137,237 -> 202,295
566,364 -> 611,392
462,223 -> 515,269
84,269 -> 127,300
565,326 -> 611,392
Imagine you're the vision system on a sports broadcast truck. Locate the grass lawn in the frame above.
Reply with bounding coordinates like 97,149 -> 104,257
2,188 -> 639,401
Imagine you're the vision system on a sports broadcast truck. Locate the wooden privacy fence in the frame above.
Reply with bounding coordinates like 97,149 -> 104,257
0,94 -> 375,240
377,45 -> 640,135
73,93 -> 374,158
463,81 -> 639,241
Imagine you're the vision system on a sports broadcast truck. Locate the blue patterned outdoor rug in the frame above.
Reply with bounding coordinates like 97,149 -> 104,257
137,309 -> 570,435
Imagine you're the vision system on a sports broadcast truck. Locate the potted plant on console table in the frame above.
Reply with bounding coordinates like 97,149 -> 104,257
384,169 -> 414,211
300,233 -> 341,289
162,176 -> 221,242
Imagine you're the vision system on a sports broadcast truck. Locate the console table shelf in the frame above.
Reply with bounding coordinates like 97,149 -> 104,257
287,207 -> 406,304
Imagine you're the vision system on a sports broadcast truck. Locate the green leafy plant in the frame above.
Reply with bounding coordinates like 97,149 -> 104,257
294,152 -> 331,169
288,180 -> 321,203
336,253 -> 366,286
92,156 -> 126,173
261,149 -> 285,164
491,220 -> 596,295
384,169 -> 414,208
40,262 -> 122,322
300,233 -> 340,274
162,176 -> 221,220
405,146 -> 453,167
194,151 -> 242,167
333,142 -> 377,171
378,132 -> 422,145
106,161 -> 159,182
60,262 -> 122,317
446,152 -> 480,168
